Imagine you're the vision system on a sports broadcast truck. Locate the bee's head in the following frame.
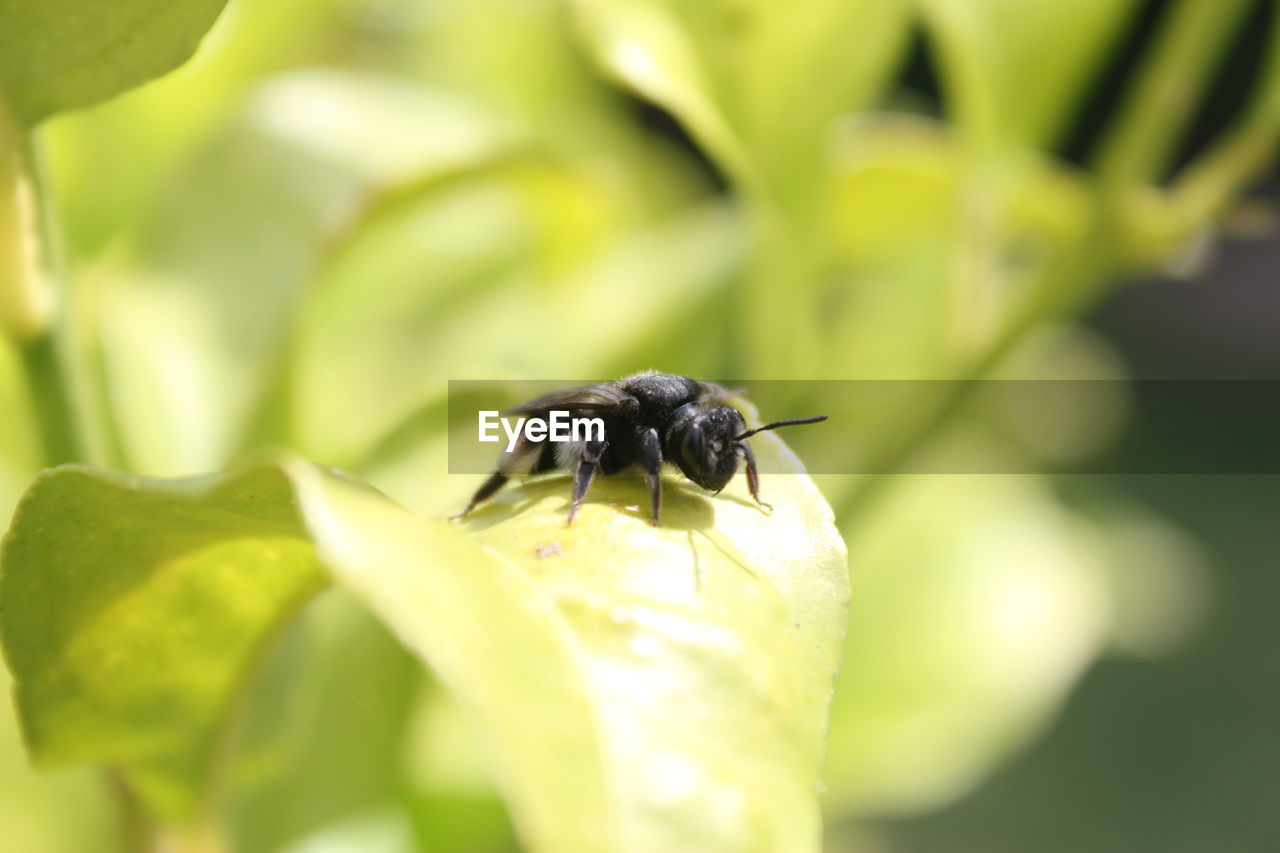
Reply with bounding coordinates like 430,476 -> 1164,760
667,404 -> 745,492
667,404 -> 830,494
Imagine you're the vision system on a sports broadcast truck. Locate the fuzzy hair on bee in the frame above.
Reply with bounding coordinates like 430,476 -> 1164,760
456,371 -> 827,526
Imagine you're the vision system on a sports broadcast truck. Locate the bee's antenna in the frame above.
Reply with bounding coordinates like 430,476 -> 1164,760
735,415 -> 827,441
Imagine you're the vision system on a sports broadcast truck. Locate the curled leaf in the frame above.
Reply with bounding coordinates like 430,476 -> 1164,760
0,464 -> 326,818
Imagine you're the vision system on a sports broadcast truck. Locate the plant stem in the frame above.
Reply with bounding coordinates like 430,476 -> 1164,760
107,773 -> 159,853
17,330 -> 82,465
1,93 -> 88,466
0,121 -> 52,342
28,156 -> 82,468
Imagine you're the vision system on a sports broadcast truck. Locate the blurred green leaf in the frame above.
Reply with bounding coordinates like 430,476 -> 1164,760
407,789 -> 517,853
400,684 -> 518,852
919,0 -> 1137,150
297,200 -> 742,470
85,70 -> 511,476
83,66 -> 736,482
573,0 -> 912,376
40,0 -> 350,257
2,434 -> 847,852
820,116 -> 1105,379
0,667 -> 119,853
226,591 -> 420,853
572,0 -> 910,187
828,118 -> 1092,267
0,0 -> 230,125
825,474 -> 1110,814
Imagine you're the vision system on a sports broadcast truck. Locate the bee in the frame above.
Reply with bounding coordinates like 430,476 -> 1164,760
456,371 -> 826,526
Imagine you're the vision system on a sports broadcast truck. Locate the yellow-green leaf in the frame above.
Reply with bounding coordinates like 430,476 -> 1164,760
0,0 -> 230,125
1,435 -> 848,852
0,464 -> 326,818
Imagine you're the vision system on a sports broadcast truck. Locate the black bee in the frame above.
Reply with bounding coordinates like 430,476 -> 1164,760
456,371 -> 826,526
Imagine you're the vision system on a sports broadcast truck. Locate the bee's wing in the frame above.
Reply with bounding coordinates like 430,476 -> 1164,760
696,380 -> 741,404
504,383 -> 634,416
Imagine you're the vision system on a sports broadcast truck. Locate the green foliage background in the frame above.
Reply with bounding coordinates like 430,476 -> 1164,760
0,1 -> 1277,851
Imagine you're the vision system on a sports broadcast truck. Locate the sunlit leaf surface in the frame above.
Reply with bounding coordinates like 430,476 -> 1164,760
0,433 -> 847,852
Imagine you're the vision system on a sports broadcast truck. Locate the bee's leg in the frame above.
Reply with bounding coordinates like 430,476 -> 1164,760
567,438 -> 607,524
641,427 -> 663,525
739,441 -> 772,512
453,471 -> 508,520
454,434 -> 547,520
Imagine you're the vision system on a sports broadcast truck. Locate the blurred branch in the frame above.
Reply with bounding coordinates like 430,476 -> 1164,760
0,101 -> 85,466
15,333 -> 82,466
107,772 -> 159,853
1171,4 -> 1280,221
841,235 -> 1116,515
1094,0 -> 1251,190
917,0 -> 1001,152
0,105 -> 53,342
845,1 -> 1265,514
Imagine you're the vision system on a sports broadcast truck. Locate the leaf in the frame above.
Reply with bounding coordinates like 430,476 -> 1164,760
0,665 -> 116,853
572,0 -> 911,185
1,435 -> 848,852
225,591 -> 421,853
452,433 -> 848,851
296,201 -> 742,470
919,0 -> 1138,150
819,116 -> 1098,379
89,70 -> 512,476
823,474 -> 1110,814
0,0 -> 230,125
0,464 -> 328,818
39,0 -> 357,257
82,68 -> 734,481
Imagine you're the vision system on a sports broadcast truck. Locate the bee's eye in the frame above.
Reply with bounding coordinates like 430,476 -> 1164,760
680,424 -> 706,468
